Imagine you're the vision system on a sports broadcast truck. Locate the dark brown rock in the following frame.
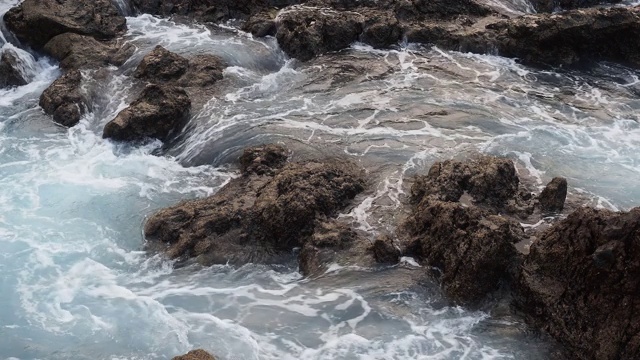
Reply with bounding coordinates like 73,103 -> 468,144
516,207 -> 640,360
43,33 -> 134,70
275,7 -> 363,61
361,10 -> 402,48
3,0 -> 126,49
530,0 -> 622,13
172,349 -> 216,360
0,47 -> 29,88
537,177 -> 567,213
403,197 -> 523,304
103,84 -> 191,142
134,46 -> 225,87
39,70 -> 86,127
238,143 -> 288,176
410,156 -> 519,209
243,11 -> 277,37
144,149 -> 365,266
372,236 -> 401,263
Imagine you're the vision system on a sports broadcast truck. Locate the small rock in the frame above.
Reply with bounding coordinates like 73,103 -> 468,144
103,84 -> 191,142
44,33 -> 134,70
239,143 -> 288,176
372,236 -> 401,263
0,47 -> 29,87
538,177 -> 567,213
172,349 -> 216,360
134,46 -> 225,87
39,70 -> 86,127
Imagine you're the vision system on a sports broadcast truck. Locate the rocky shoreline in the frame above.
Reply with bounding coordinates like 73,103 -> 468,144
1,0 -> 639,359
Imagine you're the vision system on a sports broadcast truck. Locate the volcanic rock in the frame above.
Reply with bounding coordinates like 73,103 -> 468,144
516,206 -> 640,360
3,0 -> 126,49
39,70 -> 87,127
530,0 -> 622,13
43,33 -> 134,70
144,145 -> 365,266
103,84 -> 191,142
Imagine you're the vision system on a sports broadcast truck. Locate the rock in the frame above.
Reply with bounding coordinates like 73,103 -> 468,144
361,10 -> 402,48
3,0 -> 126,49
275,7 -> 363,61
239,143 -> 289,176
39,70 -> 87,127
537,177 -> 567,213
243,11 -> 278,37
372,236 -> 401,264
103,84 -> 191,142
410,156 -> 520,209
43,33 -> 134,70
403,197 -> 523,304
134,46 -> 225,87
144,146 -> 365,266
516,207 -> 640,360
0,47 -> 29,87
489,6 -> 640,67
131,0 -> 284,21
172,349 -> 216,360
134,46 -> 189,83
530,0 -> 622,13
393,0 -> 493,20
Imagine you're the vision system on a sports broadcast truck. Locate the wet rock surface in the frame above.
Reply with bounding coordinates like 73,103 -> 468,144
0,48 -> 29,88
172,349 -> 217,360
134,46 -> 225,88
516,207 -> 640,360
538,177 -> 568,213
3,0 -> 126,49
103,84 -> 191,142
43,33 -> 134,70
144,144 -> 366,266
530,0 -> 622,12
39,70 -> 86,127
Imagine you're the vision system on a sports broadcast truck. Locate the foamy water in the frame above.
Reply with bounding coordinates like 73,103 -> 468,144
1,5 -> 640,359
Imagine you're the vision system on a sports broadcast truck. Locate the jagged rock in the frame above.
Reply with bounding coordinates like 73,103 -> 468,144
410,156 -> 520,209
172,349 -> 217,360
530,0 -> 622,13
490,6 -> 640,67
537,177 -> 567,213
39,70 -> 87,127
239,143 -> 289,176
243,11 -> 278,37
516,207 -> 640,360
403,197 -> 523,304
43,33 -> 134,70
393,0 -> 493,20
0,47 -> 29,87
3,0 -> 126,49
372,236 -> 401,263
131,0 -> 297,21
361,10 -> 402,48
275,7 -> 363,61
144,146 -> 365,266
103,84 -> 191,142
134,46 -> 225,87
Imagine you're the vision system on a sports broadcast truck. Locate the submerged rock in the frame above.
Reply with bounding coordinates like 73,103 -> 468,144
3,0 -> 126,49
43,33 -> 134,70
103,84 -> 191,142
134,46 -> 225,87
172,349 -> 217,360
537,177 -> 567,213
0,47 -> 29,88
39,70 -> 87,127
516,207 -> 640,360
144,144 -> 365,266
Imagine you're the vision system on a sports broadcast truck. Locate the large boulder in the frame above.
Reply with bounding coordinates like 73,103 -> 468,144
3,0 -> 126,49
403,197 -> 523,304
43,33 -> 134,70
103,84 -> 191,142
172,349 -> 216,360
0,47 -> 30,88
144,144 -> 365,266
530,0 -> 622,13
134,46 -> 225,87
516,207 -> 640,360
39,70 -> 87,127
275,7 -> 363,61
